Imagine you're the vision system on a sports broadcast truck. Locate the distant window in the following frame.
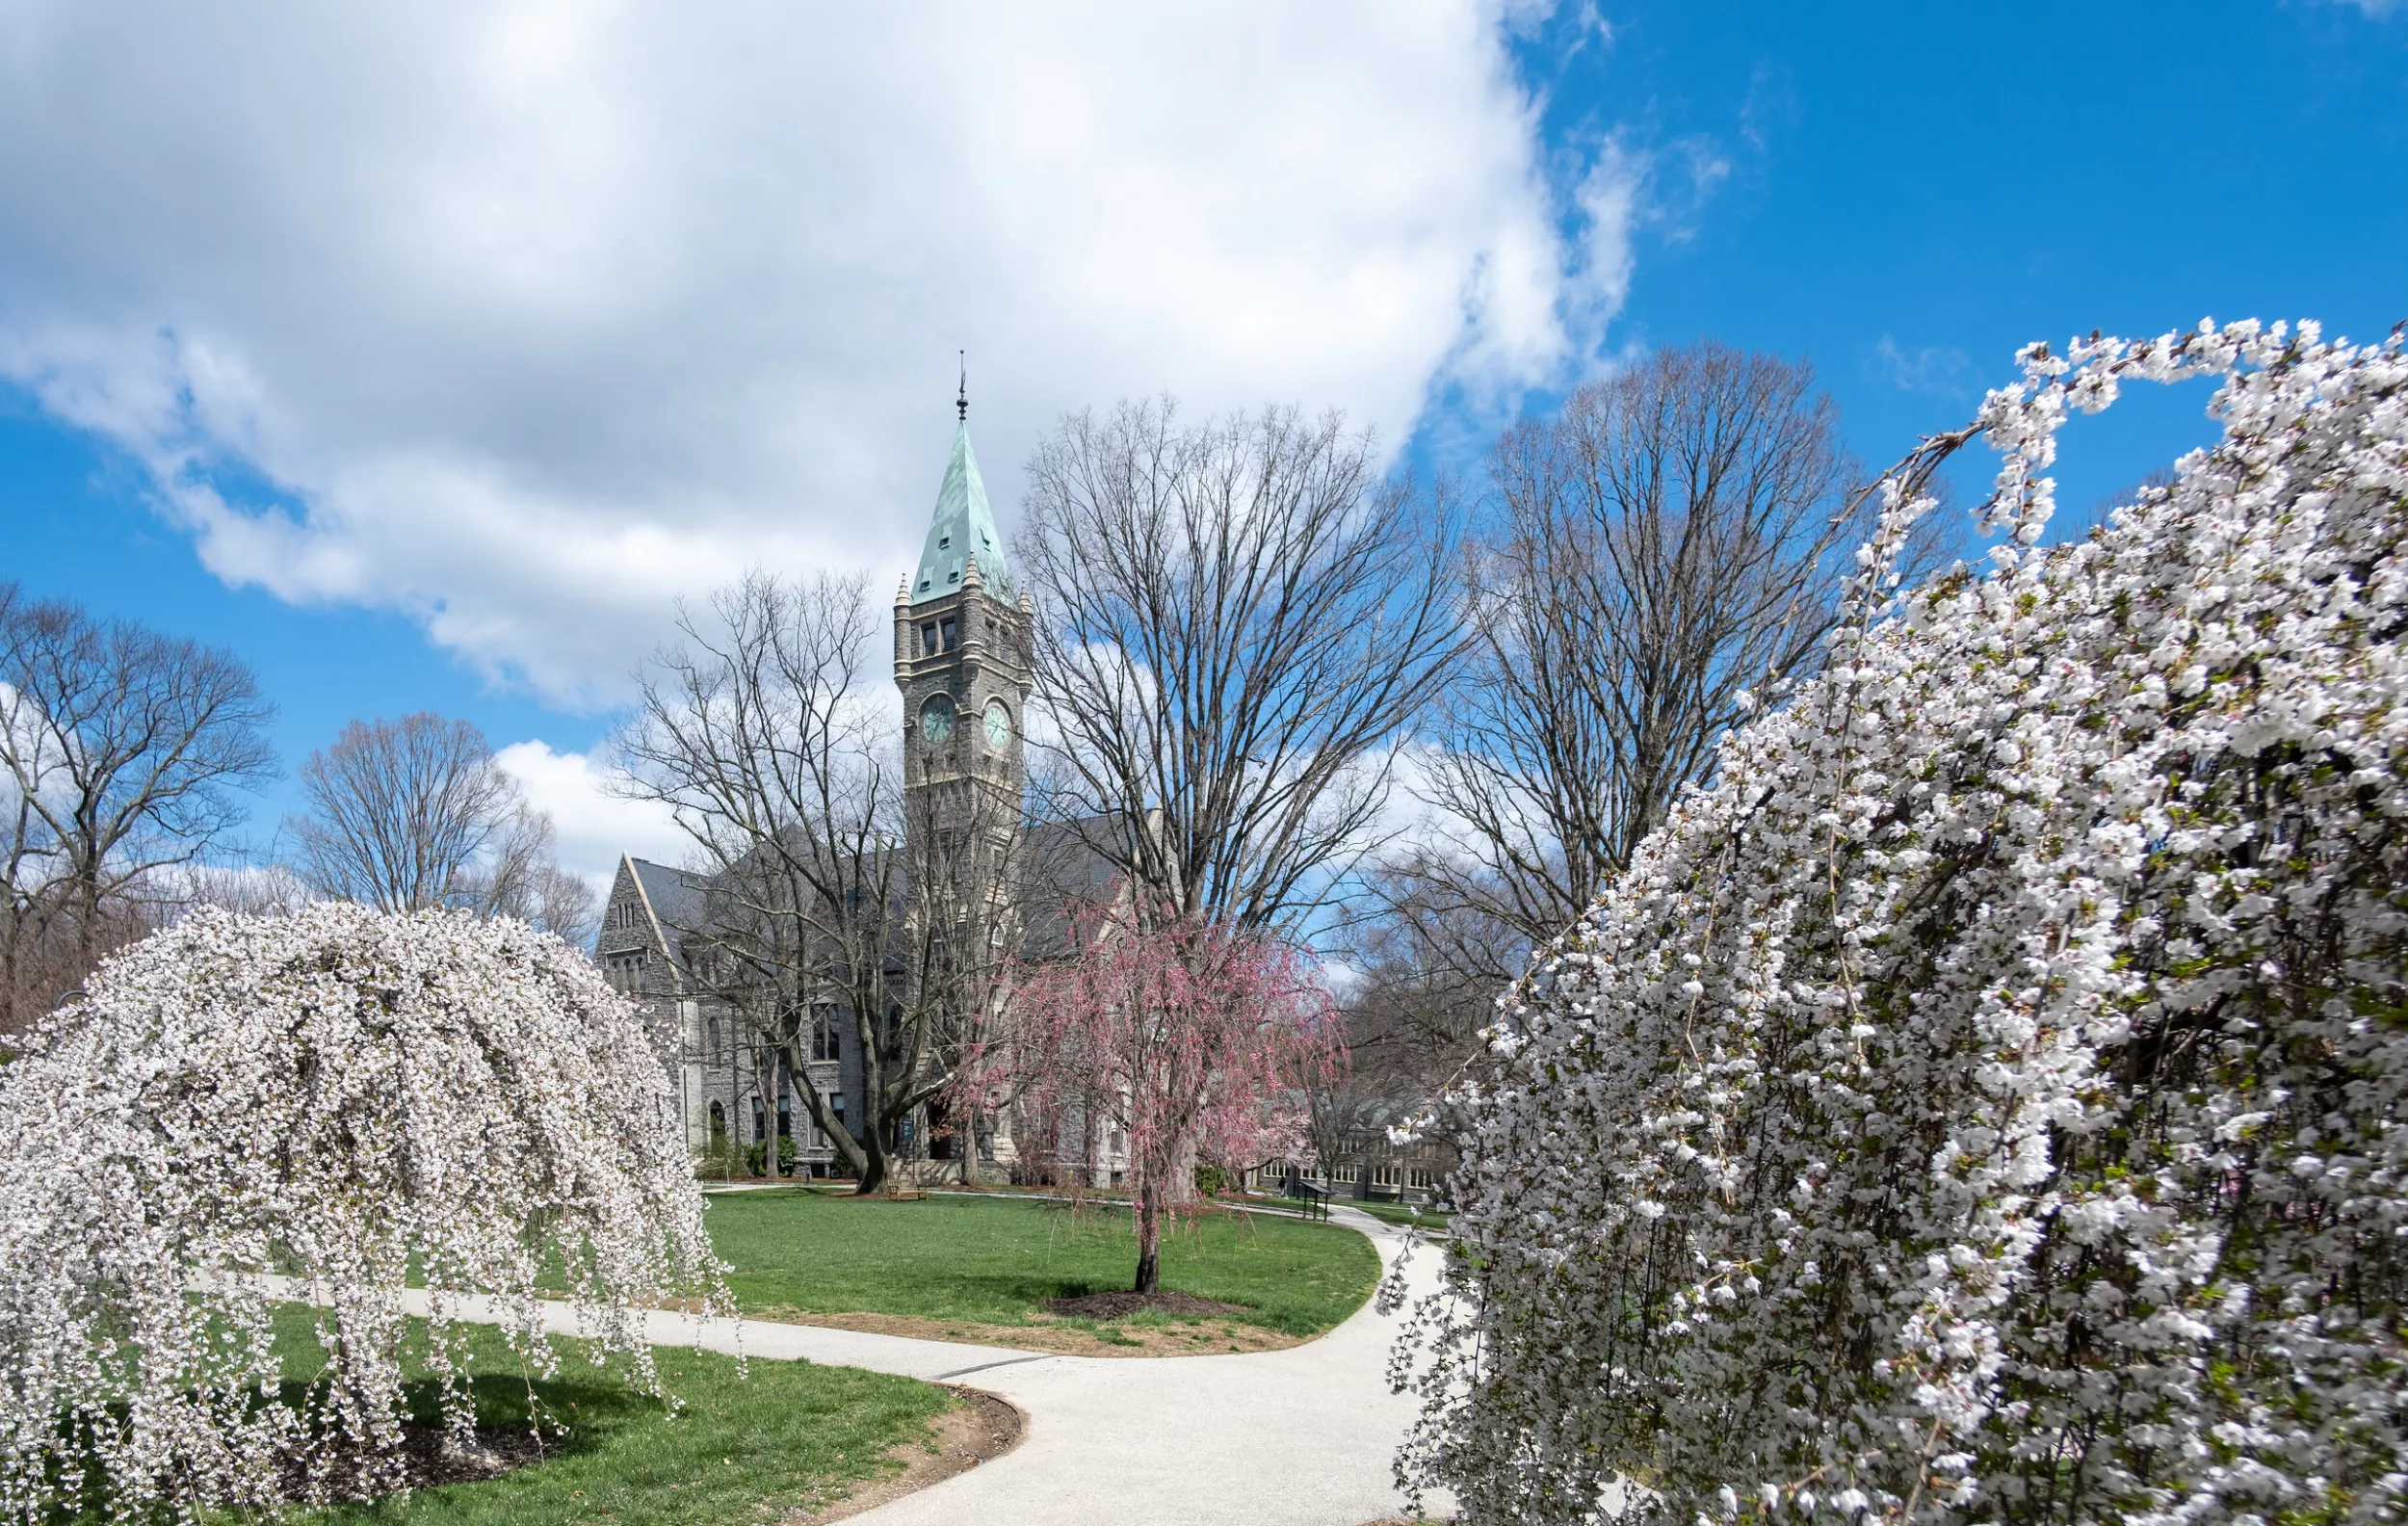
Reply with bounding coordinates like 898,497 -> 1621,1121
922,621 -> 940,655
940,617 -> 958,649
811,1004 -> 842,1063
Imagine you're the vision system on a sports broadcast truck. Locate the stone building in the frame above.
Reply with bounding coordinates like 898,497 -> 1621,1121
595,404 -> 1128,1183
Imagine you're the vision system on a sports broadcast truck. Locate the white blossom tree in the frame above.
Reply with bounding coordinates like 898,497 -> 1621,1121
0,903 -> 725,1522
1399,321 -> 2408,1526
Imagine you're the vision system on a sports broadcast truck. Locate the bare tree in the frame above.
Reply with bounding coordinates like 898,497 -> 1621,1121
504,862 -> 602,946
1387,342 -> 1943,991
287,713 -> 595,942
0,584 -> 276,1039
1013,401 -> 1465,930
613,571 -> 1014,1195
178,860 -> 310,919
1299,886 -> 1491,1183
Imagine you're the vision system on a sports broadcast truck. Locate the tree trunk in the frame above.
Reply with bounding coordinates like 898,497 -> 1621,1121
1165,1130 -> 1198,1205
855,1119 -> 888,1196
1134,1176 -> 1162,1294
755,1048 -> 781,1179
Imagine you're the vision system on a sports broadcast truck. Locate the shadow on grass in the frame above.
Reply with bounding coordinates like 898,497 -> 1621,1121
44,1307 -> 953,1526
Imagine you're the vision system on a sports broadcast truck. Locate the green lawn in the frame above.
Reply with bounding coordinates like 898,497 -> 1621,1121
256,1306 -> 949,1526
706,1189 -> 1379,1338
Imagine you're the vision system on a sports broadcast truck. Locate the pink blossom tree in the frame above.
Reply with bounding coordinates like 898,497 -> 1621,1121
975,908 -> 1341,1294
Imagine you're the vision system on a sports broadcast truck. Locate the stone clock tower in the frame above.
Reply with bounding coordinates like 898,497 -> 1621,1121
894,391 -> 1033,872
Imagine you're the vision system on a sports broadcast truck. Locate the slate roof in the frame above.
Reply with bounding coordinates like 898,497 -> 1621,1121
625,855 -> 707,965
615,821 -> 1123,973
1013,818 -> 1129,959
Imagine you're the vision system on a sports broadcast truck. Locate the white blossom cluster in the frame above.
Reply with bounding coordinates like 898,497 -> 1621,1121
0,904 -> 726,1522
1398,321 -> 2408,1526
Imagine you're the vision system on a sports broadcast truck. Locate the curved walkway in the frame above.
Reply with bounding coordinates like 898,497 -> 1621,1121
374,1204 -> 1453,1524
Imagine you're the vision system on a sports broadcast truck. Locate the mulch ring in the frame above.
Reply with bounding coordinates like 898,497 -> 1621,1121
275,1422 -> 551,1503
1042,1289 -> 1249,1320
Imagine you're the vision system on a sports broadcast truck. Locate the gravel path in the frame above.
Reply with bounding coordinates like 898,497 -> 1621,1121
353,1203 -> 1454,1524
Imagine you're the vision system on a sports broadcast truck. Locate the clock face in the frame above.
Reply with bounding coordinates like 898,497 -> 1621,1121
919,694 -> 955,744
983,699 -> 1012,750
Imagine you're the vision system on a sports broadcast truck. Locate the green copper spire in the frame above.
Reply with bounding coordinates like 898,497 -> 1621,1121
909,418 -> 1016,606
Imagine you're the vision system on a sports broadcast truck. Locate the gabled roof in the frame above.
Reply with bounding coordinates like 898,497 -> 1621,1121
627,856 -> 706,943
909,422 -> 1018,606
612,826 -> 1123,970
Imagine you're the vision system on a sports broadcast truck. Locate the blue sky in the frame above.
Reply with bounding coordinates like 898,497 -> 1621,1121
2,1 -> 2401,886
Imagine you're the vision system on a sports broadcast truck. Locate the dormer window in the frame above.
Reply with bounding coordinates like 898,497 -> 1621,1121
938,534 -> 951,549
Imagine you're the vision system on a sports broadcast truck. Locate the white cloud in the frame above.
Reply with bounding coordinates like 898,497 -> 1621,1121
493,739 -> 686,892
0,2 -> 1624,704
1868,335 -> 1976,400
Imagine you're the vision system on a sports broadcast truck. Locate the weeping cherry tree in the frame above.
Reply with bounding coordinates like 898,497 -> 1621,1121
0,904 -> 726,1522
1399,322 -> 2408,1526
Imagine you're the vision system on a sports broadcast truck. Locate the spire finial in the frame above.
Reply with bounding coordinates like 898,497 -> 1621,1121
956,351 -> 967,422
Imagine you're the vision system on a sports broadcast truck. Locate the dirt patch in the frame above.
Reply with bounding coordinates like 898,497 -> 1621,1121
1043,1289 -> 1249,1320
784,1386 -> 1023,1522
752,1305 -> 1303,1358
271,1422 -> 550,1504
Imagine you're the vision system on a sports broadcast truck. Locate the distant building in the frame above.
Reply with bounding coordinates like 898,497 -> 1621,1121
1250,1095 -> 1454,1208
596,407 -> 1128,1184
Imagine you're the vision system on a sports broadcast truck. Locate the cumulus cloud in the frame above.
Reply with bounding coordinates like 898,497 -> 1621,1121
0,2 -> 1627,704
493,739 -> 686,893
